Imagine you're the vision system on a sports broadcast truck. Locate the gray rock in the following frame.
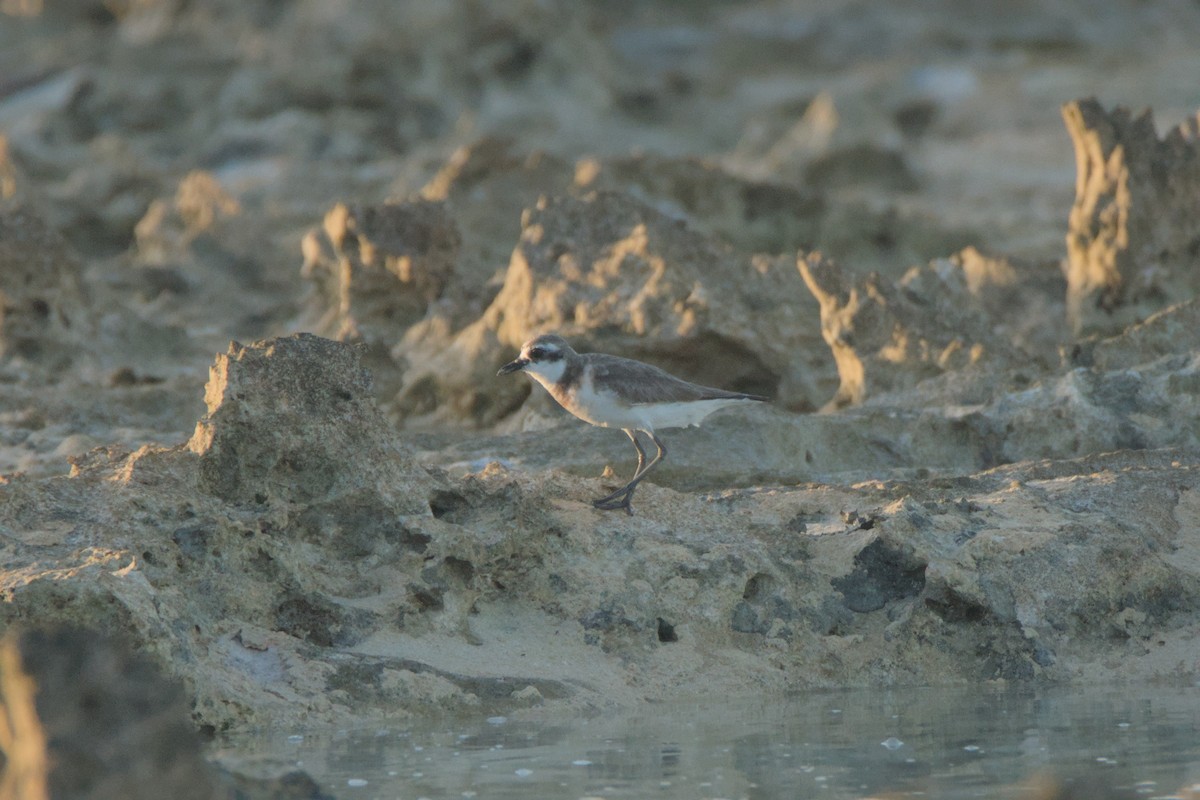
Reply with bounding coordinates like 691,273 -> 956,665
0,207 -> 92,377
0,627 -> 226,800
188,333 -> 435,511
574,151 -> 825,256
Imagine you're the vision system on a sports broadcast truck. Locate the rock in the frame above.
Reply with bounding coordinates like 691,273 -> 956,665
419,138 -> 574,294
188,333 -> 435,511
573,151 -> 825,256
116,166 -> 300,377
1079,298 -> 1200,371
575,148 -> 973,277
297,140 -> 576,413
0,135 -> 36,212
969,346 -> 1200,464
896,451 -> 1200,684
428,401 -> 987,489
301,200 -> 459,338
0,334 -> 456,732
1,337 -> 1200,741
1063,98 -> 1200,336
727,91 -> 839,179
134,170 -> 241,265
300,200 -> 460,396
395,190 -> 835,427
803,143 -> 918,192
0,627 -> 225,800
5,1 -> 1200,780
798,248 -> 1063,409
945,246 -> 1068,361
0,207 -> 92,377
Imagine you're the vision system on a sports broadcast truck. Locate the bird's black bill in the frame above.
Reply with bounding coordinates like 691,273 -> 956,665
497,358 -> 528,376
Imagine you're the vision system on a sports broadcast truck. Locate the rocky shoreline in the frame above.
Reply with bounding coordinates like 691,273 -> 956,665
2,1 -> 1200,796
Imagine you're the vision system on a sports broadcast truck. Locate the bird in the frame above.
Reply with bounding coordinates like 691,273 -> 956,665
497,334 -> 768,514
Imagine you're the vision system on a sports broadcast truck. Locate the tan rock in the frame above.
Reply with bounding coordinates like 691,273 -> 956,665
188,333 -> 435,511
798,248 -> 1062,409
1063,98 -> 1200,336
2,335 -> 1200,737
301,200 -> 459,341
420,138 -> 574,293
301,199 -> 461,397
134,170 -> 240,265
573,151 -> 824,256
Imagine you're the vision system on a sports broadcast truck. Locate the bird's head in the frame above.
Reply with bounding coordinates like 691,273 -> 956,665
497,334 -> 573,384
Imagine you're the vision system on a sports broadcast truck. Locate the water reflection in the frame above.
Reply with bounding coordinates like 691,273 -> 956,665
217,684 -> 1200,799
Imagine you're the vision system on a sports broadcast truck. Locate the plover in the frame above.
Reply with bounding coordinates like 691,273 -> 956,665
498,334 -> 767,514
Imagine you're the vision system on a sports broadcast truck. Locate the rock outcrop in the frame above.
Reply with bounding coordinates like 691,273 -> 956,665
573,151 -> 825,256
0,335 -> 447,731
3,333 -> 1200,740
1063,98 -> 1200,336
301,200 -> 461,396
301,200 -> 460,340
798,247 -> 1066,409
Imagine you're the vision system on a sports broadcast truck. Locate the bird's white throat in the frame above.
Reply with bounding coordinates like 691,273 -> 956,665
523,357 -> 567,391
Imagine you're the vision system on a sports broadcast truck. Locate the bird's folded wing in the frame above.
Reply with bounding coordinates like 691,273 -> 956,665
587,354 -> 758,404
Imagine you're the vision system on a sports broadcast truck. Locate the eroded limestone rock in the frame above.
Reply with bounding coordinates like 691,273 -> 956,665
419,137 -> 574,292
0,335 -> 453,731
573,151 -> 825,256
301,200 -> 459,342
188,333 -> 435,511
134,170 -> 241,265
798,248 -> 1063,409
1079,298 -> 1200,372
1063,97 -> 1200,335
300,200 -> 461,396
1,332 -> 1199,736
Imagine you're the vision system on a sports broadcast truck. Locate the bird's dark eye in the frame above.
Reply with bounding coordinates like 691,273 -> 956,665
529,347 -> 546,359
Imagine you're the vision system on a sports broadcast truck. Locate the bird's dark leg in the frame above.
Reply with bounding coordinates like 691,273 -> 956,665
592,429 -> 645,507
626,428 -> 647,475
593,432 -> 667,514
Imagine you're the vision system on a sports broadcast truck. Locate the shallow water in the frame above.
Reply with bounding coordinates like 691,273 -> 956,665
217,684 -> 1200,799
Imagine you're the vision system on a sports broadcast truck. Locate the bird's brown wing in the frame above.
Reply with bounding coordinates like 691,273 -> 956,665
584,353 -> 766,404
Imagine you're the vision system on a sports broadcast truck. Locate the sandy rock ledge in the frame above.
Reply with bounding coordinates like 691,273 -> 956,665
2,334 -> 1199,736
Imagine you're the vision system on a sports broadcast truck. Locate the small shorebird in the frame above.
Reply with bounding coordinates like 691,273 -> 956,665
498,334 -> 767,514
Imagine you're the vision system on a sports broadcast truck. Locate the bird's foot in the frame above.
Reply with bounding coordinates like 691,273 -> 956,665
592,492 -> 635,515
593,482 -> 634,505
